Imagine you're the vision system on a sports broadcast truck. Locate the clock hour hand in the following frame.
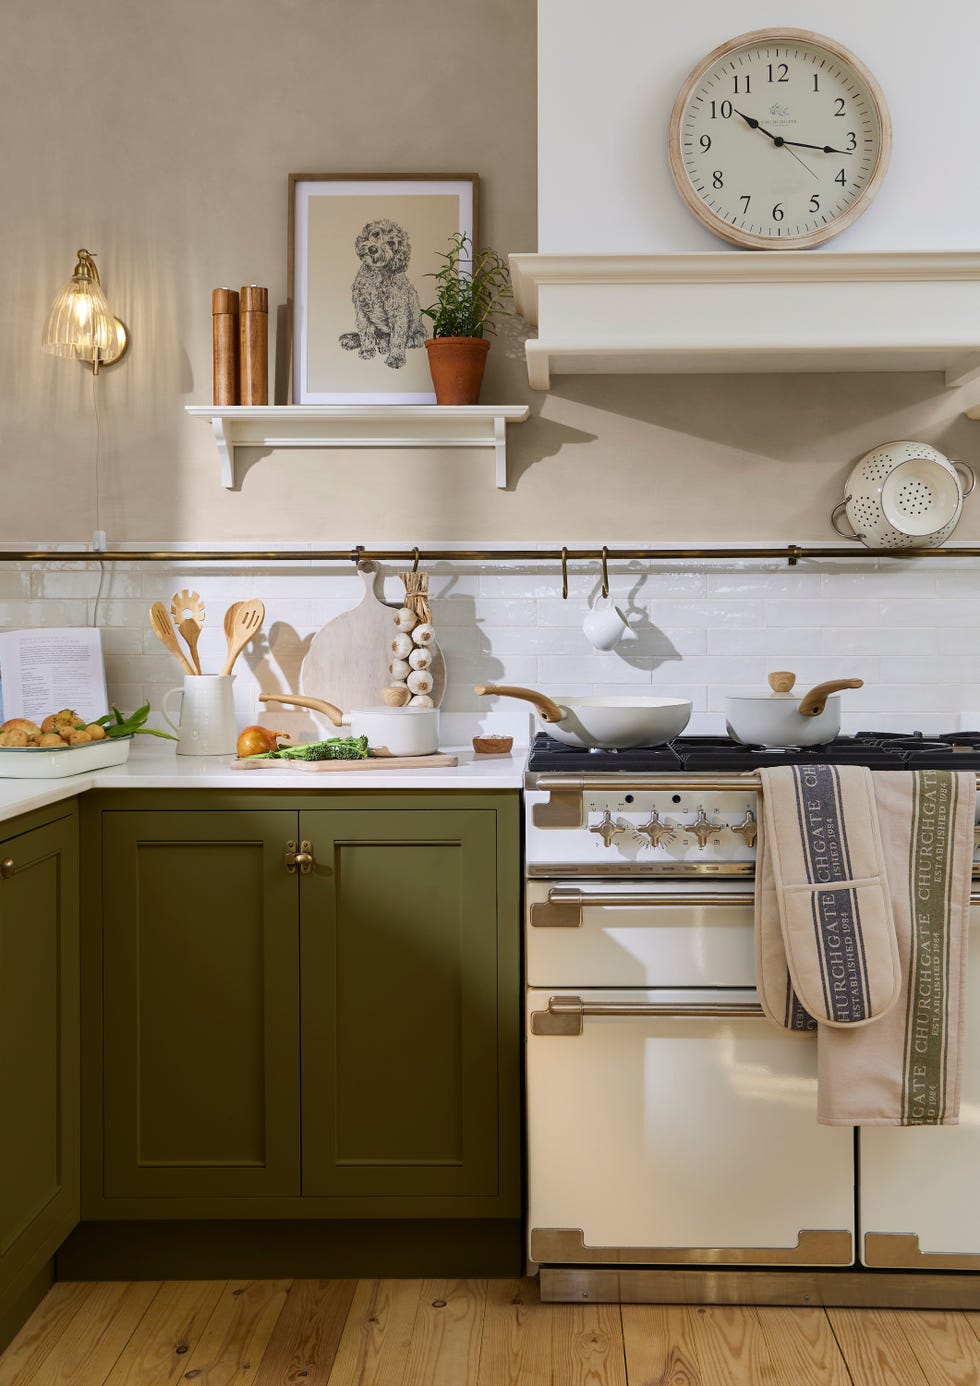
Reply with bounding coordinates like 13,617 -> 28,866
733,109 -> 818,179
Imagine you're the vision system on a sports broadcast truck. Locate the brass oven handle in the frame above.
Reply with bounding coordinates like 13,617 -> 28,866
548,994 -> 764,1018
530,886 -> 755,926
531,993 -> 764,1035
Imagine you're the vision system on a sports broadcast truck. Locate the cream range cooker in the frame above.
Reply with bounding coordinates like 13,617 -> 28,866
524,731 -> 980,1307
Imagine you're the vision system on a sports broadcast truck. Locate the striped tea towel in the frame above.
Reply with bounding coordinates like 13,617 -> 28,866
755,766 -> 975,1125
755,764 -> 901,1031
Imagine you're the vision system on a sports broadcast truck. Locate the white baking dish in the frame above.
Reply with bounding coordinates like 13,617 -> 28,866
0,735 -> 132,778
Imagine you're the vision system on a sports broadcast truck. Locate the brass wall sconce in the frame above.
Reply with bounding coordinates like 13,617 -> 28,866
41,248 -> 129,374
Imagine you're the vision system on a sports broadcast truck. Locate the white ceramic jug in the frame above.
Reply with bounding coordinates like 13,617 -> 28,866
161,674 -> 237,756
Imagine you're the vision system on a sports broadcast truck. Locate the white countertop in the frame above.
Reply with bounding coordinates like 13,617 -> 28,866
0,739 -> 527,827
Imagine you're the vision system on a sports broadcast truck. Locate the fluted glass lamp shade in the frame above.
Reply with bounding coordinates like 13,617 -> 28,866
42,249 -> 128,373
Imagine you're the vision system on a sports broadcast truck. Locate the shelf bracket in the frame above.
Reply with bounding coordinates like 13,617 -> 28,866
210,416 -> 234,490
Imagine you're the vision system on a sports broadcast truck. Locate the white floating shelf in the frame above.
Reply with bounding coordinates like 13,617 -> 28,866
509,251 -> 980,390
186,404 -> 530,489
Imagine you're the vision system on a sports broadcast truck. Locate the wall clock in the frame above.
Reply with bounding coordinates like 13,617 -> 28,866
667,28 -> 891,249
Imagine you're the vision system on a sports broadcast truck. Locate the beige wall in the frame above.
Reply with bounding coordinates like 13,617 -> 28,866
4,1 -> 978,547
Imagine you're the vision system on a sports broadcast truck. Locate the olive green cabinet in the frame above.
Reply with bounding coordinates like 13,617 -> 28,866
0,805 -> 79,1306
86,791 -> 519,1222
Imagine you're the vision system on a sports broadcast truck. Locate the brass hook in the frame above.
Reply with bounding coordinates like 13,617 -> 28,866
350,544 -> 364,568
600,546 -> 609,600
561,547 -> 568,601
412,546 -> 420,573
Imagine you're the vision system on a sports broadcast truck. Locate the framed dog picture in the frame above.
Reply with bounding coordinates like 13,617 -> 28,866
288,173 -> 478,404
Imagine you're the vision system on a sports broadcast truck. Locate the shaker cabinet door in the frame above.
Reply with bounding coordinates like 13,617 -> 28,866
299,807 -> 510,1210
100,810 -> 301,1201
0,810 -> 79,1295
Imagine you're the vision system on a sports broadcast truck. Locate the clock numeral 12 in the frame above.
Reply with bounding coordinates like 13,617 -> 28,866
768,62 -> 789,82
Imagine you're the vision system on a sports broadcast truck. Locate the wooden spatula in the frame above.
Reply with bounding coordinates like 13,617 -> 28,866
149,602 -> 197,676
170,590 -> 204,675
222,598 -> 265,675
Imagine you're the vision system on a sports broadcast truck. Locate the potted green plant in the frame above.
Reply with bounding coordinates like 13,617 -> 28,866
422,232 -> 512,405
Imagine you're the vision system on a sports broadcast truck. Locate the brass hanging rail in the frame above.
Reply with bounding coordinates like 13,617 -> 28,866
3,543 -> 980,564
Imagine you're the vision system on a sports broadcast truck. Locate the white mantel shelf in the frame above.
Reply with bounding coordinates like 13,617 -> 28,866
509,251 -> 980,390
185,405 -> 530,490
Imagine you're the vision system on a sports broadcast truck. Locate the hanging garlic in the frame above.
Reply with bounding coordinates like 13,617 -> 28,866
407,668 -> 434,695
409,693 -> 434,707
390,632 -> 414,659
388,658 -> 411,681
394,607 -> 418,632
408,645 -> 433,671
412,622 -> 434,647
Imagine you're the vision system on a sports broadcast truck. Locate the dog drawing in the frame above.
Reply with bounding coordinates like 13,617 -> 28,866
338,219 -> 427,369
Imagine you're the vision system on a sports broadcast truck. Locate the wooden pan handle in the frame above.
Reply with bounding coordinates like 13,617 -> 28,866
473,684 -> 566,724
798,679 -> 864,718
259,693 -> 345,727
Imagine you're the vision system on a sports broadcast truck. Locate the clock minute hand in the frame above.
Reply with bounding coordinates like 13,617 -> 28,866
781,138 -> 852,155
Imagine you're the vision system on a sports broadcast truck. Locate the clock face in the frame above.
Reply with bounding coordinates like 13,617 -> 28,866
668,29 -> 891,249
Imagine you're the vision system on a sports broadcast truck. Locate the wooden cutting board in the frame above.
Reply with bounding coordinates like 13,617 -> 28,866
299,561 -> 446,710
230,752 -> 458,771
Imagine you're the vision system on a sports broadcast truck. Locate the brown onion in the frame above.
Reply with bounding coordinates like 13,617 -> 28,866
236,724 -> 291,758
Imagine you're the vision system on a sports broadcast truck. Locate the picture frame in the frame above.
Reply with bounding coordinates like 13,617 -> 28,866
287,173 -> 478,405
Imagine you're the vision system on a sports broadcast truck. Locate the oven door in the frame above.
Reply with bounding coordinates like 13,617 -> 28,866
526,987 -> 855,1268
859,908 -> 980,1270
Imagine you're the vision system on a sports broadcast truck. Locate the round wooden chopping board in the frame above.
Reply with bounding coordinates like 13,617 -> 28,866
300,561 -> 446,710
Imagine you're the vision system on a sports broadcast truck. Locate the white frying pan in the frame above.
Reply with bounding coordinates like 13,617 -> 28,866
475,684 -> 692,750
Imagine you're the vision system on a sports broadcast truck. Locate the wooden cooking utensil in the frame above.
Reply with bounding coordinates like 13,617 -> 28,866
223,600 -> 243,641
149,602 -> 197,676
222,598 -> 265,675
170,590 -> 205,675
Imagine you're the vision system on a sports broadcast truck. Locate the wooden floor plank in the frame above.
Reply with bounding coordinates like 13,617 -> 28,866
103,1279 -> 226,1386
326,1278 -> 421,1386
174,1279 -> 291,1386
254,1279 -> 356,1385
0,1283 -> 97,1384
755,1306 -> 850,1386
550,1302 -> 627,1386
15,1281 -> 161,1384
400,1279 -> 487,1386
474,1278 -> 551,1386
826,1308 -> 930,1385
622,1304 -> 701,1386
688,1306 -> 780,1386
893,1309 -> 980,1385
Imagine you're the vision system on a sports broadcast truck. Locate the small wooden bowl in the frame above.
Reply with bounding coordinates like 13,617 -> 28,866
472,734 -> 514,756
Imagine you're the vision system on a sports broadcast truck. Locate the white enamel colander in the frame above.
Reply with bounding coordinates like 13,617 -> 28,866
831,441 -> 976,550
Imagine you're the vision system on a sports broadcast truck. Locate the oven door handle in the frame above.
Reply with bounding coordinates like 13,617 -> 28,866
530,886 -> 755,927
530,992 -> 765,1035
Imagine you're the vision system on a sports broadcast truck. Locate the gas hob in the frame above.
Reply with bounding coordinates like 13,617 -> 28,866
524,731 -> 980,876
526,730 -> 980,774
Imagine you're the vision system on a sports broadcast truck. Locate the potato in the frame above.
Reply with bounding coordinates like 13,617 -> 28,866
39,732 -> 64,747
84,723 -> 107,740
0,730 -> 29,747
67,729 -> 92,745
2,718 -> 41,737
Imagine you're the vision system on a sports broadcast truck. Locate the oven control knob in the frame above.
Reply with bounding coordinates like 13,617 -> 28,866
688,807 -> 724,850
730,809 -> 758,848
636,810 -> 674,848
589,810 -> 627,847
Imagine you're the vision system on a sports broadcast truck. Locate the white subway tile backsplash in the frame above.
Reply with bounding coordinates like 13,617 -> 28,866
1,555 -> 980,738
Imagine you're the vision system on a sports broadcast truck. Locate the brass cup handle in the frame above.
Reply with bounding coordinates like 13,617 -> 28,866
0,858 -> 13,880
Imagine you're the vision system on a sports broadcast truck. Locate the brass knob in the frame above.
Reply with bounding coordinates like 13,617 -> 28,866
285,840 -> 315,875
0,857 -> 13,880
588,811 -> 626,848
688,808 -> 723,851
636,811 -> 674,848
730,810 -> 758,848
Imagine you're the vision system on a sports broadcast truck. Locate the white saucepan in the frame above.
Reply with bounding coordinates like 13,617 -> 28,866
725,672 -> 863,748
475,684 -> 692,750
260,693 -> 439,757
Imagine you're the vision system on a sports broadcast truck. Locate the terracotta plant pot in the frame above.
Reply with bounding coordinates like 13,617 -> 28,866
424,336 -> 490,405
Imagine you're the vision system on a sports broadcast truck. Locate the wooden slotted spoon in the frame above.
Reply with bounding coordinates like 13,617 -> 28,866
149,602 -> 196,676
170,589 -> 204,675
222,598 -> 265,675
